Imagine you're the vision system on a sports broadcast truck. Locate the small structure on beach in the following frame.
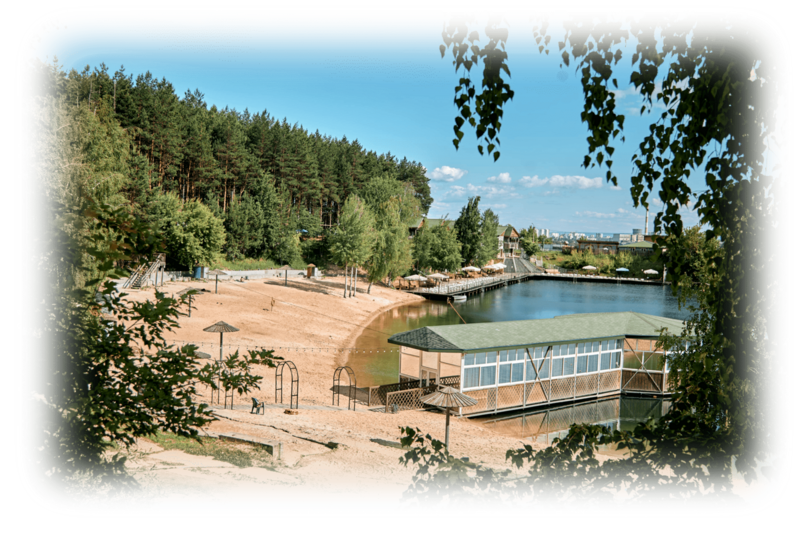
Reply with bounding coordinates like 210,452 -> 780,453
387,311 -> 685,417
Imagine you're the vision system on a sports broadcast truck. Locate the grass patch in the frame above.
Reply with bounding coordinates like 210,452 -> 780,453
210,257 -> 308,272
145,430 -> 277,469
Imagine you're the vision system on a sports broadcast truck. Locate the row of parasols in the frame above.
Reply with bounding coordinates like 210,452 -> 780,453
403,264 -> 507,283
581,266 -> 660,275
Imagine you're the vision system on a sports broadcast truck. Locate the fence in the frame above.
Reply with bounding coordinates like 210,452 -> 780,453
368,376 -> 460,407
415,273 -> 528,295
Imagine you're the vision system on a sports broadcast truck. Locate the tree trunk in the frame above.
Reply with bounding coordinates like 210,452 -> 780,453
343,263 -> 348,298
367,280 -> 372,294
352,266 -> 358,297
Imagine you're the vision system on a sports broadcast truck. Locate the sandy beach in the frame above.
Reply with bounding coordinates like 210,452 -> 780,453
119,274 -> 770,504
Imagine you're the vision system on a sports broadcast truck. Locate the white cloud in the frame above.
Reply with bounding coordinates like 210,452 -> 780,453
442,183 -> 518,200
487,172 -> 512,184
484,203 -> 507,209
575,208 -> 642,219
519,175 -> 548,188
548,175 -> 603,189
426,166 -> 467,182
610,185 -> 622,191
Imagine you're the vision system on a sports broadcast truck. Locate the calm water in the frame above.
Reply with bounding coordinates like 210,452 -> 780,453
349,279 -> 693,387
477,397 -> 671,448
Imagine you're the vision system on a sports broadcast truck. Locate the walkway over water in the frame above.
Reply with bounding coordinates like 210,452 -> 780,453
409,272 -> 668,301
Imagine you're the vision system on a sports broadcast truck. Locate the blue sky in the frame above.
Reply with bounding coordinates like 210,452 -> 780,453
41,8 -> 712,235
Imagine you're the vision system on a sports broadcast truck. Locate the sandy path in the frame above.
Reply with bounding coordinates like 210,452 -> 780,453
115,277 -> 780,504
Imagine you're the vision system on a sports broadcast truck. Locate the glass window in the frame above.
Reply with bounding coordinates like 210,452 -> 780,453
538,361 -> 550,379
563,357 -> 575,375
561,344 -> 570,355
499,364 -> 512,384
600,352 -> 611,371
525,359 -> 536,381
577,342 -> 585,354
512,363 -> 524,382
601,340 -> 609,352
616,339 -> 624,350
534,347 -> 542,358
576,355 -> 588,374
500,350 -> 509,362
592,341 -> 600,352
588,354 -> 598,372
552,345 -> 560,357
551,358 -> 563,377
568,344 -> 576,355
487,352 -> 497,364
623,351 -> 640,369
476,352 -> 486,365
464,367 -> 479,388
611,352 -> 621,369
480,365 -> 496,386
465,353 -> 475,366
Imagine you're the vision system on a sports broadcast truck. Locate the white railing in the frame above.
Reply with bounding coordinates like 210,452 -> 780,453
415,273 -> 528,294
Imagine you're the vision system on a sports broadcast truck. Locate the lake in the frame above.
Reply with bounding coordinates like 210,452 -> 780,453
349,279 -> 694,387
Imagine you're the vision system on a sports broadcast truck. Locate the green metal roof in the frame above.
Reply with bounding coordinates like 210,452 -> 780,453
619,241 -> 656,249
423,218 -> 455,229
409,217 -> 424,229
387,311 -> 685,353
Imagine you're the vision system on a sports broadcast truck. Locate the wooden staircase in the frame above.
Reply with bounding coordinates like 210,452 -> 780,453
123,254 -> 165,289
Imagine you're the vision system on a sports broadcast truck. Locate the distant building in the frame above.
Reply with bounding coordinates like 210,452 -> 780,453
577,240 -> 620,255
497,225 -> 520,258
619,241 -> 656,256
408,217 -> 424,237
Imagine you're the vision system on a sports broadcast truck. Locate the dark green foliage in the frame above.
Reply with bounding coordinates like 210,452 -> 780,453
412,223 -> 462,273
144,191 -> 226,270
477,208 -> 500,265
224,193 -> 266,260
453,196 -> 483,266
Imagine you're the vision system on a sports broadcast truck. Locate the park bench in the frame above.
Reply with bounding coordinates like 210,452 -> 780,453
251,397 -> 265,415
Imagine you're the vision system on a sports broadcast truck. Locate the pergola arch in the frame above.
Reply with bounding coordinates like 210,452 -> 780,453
275,361 -> 299,409
332,366 -> 356,411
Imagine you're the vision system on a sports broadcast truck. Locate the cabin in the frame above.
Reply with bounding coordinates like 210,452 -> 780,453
497,225 -> 520,258
408,218 -> 424,238
387,311 -> 684,417
619,241 -> 657,256
577,240 -> 620,255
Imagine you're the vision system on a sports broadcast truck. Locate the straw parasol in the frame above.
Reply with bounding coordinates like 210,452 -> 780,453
462,266 -> 481,272
427,273 -> 449,280
404,274 -> 428,281
419,386 -> 477,450
643,269 -> 659,275
582,265 -> 598,270
207,269 -> 226,294
203,322 -> 238,401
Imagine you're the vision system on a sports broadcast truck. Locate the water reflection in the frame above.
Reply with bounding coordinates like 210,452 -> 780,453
478,397 -> 671,445
349,280 -> 693,387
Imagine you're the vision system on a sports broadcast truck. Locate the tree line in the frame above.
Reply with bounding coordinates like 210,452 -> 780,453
35,58 -> 432,271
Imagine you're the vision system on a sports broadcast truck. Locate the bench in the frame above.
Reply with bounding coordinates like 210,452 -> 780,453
251,397 -> 265,415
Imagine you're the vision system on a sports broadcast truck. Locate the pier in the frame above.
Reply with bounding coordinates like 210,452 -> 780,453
409,272 -> 668,301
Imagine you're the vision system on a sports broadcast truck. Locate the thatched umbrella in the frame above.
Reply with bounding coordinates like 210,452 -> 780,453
419,386 -> 477,450
203,322 -> 238,400
208,269 -> 226,294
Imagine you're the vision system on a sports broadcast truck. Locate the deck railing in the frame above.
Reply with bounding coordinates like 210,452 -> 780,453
415,273 -> 528,295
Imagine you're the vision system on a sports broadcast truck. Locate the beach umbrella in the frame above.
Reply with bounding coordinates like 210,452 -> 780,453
203,322 -> 238,401
208,269 -> 226,294
582,265 -> 598,270
428,273 -> 449,280
404,274 -> 428,281
643,269 -> 659,275
615,267 -> 629,272
462,266 -> 481,272
420,386 -> 477,450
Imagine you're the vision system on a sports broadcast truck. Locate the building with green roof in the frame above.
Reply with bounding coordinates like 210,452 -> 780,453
386,311 -> 684,416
